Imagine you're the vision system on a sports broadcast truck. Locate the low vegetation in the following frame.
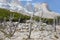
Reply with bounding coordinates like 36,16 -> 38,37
0,8 -> 54,24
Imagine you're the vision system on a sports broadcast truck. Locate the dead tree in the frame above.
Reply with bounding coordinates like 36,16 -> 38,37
0,14 -> 20,38
25,2 -> 34,39
28,13 -> 34,39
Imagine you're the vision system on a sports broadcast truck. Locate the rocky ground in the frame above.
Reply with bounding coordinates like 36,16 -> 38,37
4,30 -> 60,40
0,23 -> 60,40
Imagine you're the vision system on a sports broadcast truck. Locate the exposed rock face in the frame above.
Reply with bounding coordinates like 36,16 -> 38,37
34,3 -> 49,12
34,3 -> 60,19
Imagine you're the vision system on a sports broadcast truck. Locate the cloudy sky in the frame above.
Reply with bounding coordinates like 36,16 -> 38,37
0,0 -> 60,13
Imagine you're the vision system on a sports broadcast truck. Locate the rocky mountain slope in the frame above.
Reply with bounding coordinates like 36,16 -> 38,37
34,3 -> 60,19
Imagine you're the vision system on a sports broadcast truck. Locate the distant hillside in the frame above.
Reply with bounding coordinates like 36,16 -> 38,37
0,8 -> 55,24
0,8 -> 30,22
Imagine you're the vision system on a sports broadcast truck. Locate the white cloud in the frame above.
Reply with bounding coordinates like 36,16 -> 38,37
0,0 -> 7,3
19,0 -> 32,1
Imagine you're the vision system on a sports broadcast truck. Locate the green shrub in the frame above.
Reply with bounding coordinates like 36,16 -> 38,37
0,8 -> 54,24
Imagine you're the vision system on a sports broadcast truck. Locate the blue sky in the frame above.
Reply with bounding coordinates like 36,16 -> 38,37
21,0 -> 60,13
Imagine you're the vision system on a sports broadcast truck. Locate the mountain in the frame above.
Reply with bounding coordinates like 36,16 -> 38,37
0,0 -> 60,19
34,3 -> 60,19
